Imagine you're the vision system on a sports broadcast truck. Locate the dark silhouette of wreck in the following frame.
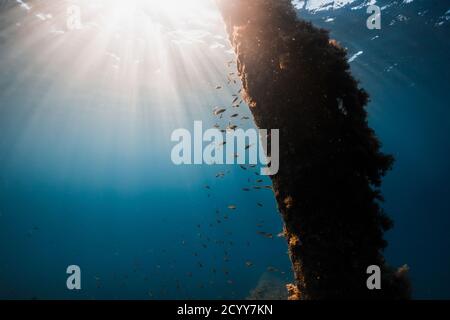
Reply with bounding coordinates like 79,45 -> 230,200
216,0 -> 410,299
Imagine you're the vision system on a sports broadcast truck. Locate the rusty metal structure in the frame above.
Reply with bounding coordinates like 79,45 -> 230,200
217,0 -> 410,299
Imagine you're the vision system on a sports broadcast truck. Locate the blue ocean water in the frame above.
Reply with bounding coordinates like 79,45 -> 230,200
0,0 -> 449,299
299,0 -> 450,299
0,0 -> 291,300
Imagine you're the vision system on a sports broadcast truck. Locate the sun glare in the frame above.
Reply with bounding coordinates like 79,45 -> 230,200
9,0 -> 238,127
86,0 -> 213,21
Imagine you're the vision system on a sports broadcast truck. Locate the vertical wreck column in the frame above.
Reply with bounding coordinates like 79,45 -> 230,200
216,0 -> 410,299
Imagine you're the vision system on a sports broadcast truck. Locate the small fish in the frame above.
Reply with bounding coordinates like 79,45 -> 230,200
230,113 -> 239,118
215,85 -> 222,90
214,108 -> 226,116
245,261 -> 253,268
227,205 -> 237,210
257,231 -> 273,239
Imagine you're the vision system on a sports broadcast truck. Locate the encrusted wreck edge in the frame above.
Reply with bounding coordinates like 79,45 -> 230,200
217,0 -> 411,300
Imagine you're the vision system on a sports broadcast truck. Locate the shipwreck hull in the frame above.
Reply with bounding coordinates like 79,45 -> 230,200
216,0 -> 410,299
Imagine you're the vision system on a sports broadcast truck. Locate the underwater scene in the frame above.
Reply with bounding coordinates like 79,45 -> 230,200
0,0 -> 449,300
